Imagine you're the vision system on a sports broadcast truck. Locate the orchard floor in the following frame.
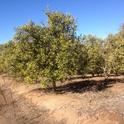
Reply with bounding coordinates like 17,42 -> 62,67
0,74 -> 124,124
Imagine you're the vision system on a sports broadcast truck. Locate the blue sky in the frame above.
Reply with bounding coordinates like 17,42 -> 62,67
0,0 -> 124,44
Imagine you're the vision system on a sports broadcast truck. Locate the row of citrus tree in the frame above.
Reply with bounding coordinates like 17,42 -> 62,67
0,11 -> 124,90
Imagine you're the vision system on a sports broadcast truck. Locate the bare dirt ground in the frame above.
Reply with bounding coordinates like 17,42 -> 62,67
0,74 -> 124,124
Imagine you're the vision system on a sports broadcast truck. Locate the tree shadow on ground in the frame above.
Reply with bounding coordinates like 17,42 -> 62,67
42,77 -> 124,94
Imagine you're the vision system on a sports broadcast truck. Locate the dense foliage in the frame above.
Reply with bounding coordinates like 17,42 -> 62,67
0,11 -> 124,90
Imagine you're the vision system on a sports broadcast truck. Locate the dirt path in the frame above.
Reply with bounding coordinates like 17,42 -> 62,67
0,75 -> 124,124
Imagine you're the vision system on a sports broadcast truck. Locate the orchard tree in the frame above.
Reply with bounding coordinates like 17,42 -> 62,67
0,41 -> 14,73
7,11 -> 88,91
82,35 -> 104,76
104,32 -> 124,75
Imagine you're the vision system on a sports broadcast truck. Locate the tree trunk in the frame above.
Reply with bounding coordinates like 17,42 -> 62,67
92,73 -> 94,77
115,71 -> 119,76
52,81 -> 56,92
97,73 -> 100,77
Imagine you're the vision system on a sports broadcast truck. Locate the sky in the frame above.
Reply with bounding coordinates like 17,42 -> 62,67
0,0 -> 124,44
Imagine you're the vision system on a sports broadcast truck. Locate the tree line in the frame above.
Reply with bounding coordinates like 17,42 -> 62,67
0,11 -> 124,90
